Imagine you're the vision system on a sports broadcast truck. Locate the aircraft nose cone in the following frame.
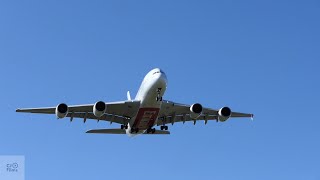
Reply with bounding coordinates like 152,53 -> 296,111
150,68 -> 167,87
158,73 -> 167,86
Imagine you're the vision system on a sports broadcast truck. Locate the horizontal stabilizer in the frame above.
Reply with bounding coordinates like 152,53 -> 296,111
86,129 -> 170,135
143,130 -> 170,135
86,129 -> 126,134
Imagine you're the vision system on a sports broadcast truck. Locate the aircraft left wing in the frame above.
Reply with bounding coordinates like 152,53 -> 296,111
157,100 -> 253,125
16,100 -> 140,125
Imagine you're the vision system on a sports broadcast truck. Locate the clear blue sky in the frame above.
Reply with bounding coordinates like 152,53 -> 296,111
1,0 -> 319,179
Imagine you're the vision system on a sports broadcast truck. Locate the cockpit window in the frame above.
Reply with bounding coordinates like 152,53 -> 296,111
152,69 -> 165,75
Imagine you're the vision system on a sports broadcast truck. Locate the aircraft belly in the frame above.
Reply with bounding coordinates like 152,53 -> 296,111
132,107 -> 160,130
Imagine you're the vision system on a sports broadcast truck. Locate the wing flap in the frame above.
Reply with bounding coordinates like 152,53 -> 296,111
67,112 -> 128,125
157,114 -> 218,125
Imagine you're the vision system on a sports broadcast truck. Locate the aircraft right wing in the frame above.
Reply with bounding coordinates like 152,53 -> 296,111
157,100 -> 253,125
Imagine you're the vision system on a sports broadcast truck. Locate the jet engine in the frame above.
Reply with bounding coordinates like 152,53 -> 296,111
218,107 -> 232,122
55,103 -> 68,119
190,103 -> 203,119
93,101 -> 106,118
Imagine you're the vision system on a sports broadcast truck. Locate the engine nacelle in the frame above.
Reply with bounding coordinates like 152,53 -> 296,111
93,101 -> 106,118
190,103 -> 203,119
55,103 -> 68,119
218,107 -> 232,122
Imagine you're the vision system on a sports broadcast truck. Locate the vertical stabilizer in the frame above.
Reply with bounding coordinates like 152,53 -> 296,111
127,91 -> 132,100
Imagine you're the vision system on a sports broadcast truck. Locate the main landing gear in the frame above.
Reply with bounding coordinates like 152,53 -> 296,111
146,128 -> 156,134
130,128 -> 139,133
156,88 -> 163,101
160,126 -> 168,131
120,125 -> 128,130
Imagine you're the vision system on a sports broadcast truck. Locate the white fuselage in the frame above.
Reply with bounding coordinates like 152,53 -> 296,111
126,68 -> 168,136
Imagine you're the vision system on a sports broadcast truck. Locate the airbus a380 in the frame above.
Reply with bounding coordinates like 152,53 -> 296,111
16,68 -> 253,136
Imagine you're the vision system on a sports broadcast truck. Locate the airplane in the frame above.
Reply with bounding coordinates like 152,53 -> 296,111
16,68 -> 253,136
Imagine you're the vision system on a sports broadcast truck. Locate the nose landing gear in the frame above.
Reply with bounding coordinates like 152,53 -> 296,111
156,88 -> 163,101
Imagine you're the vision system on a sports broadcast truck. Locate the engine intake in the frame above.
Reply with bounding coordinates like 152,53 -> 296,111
190,103 -> 203,119
56,103 -> 68,119
93,101 -> 106,117
218,107 -> 232,122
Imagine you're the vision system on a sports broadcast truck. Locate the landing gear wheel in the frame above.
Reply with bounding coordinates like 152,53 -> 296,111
147,128 -> 151,134
124,125 -> 128,129
121,125 -> 124,129
130,128 -> 138,133
161,126 -> 168,130
147,128 -> 156,134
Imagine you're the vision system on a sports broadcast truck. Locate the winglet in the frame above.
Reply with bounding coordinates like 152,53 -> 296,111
127,91 -> 131,100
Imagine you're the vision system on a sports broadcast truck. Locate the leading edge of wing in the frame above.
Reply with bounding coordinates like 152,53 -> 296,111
231,112 -> 254,119
16,107 -> 55,114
